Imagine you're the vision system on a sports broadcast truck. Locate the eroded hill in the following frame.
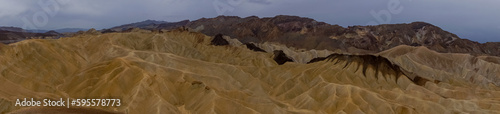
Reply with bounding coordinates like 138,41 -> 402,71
1,30 -> 500,113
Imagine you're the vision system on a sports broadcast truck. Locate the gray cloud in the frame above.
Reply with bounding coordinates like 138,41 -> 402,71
0,0 -> 498,42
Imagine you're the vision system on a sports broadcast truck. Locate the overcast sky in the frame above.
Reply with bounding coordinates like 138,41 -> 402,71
0,0 -> 498,42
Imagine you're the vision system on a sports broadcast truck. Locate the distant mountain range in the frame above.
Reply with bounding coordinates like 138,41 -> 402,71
106,19 -> 189,32
183,16 -> 500,56
99,15 -> 500,57
26,28 -> 89,33
1,15 -> 499,57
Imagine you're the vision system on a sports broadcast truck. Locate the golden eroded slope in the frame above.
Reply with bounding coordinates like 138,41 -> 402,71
1,31 -> 500,113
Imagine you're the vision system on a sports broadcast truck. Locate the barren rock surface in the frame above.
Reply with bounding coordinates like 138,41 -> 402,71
1,31 -> 500,113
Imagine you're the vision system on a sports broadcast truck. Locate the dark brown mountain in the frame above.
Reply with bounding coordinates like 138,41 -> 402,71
0,27 -> 25,32
108,20 -> 189,31
184,15 -> 500,56
0,30 -> 59,44
157,20 -> 190,30
51,15 -> 500,57
105,15 -> 500,56
108,20 -> 168,31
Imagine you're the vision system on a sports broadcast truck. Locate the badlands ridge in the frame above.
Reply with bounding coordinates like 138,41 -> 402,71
0,28 -> 500,113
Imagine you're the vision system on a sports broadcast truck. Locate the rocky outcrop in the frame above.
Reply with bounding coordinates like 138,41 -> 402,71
273,50 -> 293,65
211,34 -> 229,46
313,53 -> 433,85
244,43 -> 266,52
